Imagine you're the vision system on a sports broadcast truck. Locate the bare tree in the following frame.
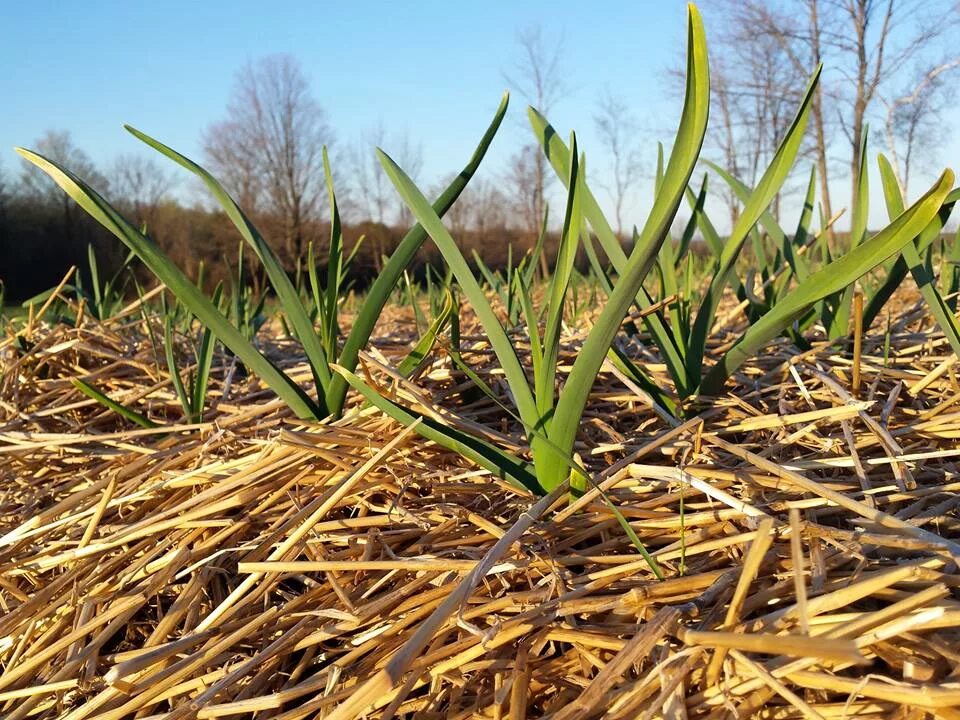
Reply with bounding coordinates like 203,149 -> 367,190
829,0 -> 957,209
883,58 -> 960,193
111,155 -> 172,230
203,54 -> 332,261
350,125 -> 423,224
388,131 -> 424,229
470,179 -> 510,239
503,26 -> 568,238
505,145 -> 542,235
703,1 -> 833,226
20,130 -> 108,245
594,91 -> 643,237
203,123 -> 262,213
427,175 -> 509,255
350,123 -> 390,227
434,172 -> 471,247
349,125 -> 424,268
20,130 -> 107,202
708,0 -> 959,222
673,10 -> 809,227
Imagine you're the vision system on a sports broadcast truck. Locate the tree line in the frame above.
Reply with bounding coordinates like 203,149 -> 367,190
696,0 -> 959,229
0,126 -> 535,303
0,49 -> 554,303
2,0 -> 956,303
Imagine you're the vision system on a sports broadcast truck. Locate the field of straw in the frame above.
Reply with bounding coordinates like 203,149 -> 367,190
2,286 -> 959,720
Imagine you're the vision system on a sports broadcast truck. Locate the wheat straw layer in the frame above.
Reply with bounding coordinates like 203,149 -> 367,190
1,293 -> 959,719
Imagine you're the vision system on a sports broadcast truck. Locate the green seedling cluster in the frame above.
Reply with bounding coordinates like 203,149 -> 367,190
18,96 -> 508,422
16,244 -> 134,325
16,4 -> 958,564
162,285 -> 221,425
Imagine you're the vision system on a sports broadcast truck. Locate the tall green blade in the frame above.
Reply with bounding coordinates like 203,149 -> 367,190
528,121 -> 689,395
537,139 -> 583,420
326,93 -> 509,417
876,154 -> 960,357
191,284 -> 222,421
654,142 -> 665,199
522,208 -> 550,289
863,181 -> 960,329
322,147 -> 344,365
676,176 -> 707,265
71,378 -> 158,430
376,149 -> 540,434
541,3 -> 710,490
472,249 -> 503,293
685,184 -> 723,257
701,170 -> 955,395
850,128 -> 870,246
514,268 -> 544,376
780,166 -> 821,334
705,161 -> 810,306
583,231 -> 614,295
163,312 -> 191,421
686,64 -> 822,391
948,226 -> 960,311
704,162 -> 788,266
656,233 -> 685,361
87,244 -> 103,318
826,126 -> 870,339
16,147 -> 321,420
606,343 -> 678,418
124,126 -> 334,405
786,166 -> 817,283
307,241 -> 324,325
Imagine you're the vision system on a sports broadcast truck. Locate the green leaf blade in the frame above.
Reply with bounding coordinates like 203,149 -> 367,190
16,147 -> 322,420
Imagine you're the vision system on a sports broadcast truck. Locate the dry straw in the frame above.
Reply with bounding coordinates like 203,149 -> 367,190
2,279 -> 960,718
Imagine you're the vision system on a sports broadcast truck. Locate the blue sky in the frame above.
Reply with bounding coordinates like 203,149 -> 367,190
1,1 -> 957,232
0,3 -> 681,180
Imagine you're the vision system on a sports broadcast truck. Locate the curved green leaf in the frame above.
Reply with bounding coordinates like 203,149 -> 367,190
326,93 -> 509,417
71,378 -> 158,429
687,64 -> 822,389
125,125 -> 333,406
702,169 -> 955,395
397,288 -> 455,378
334,365 -> 540,494
375,148 -> 539,433
542,3 -> 711,489
16,147 -> 321,420
528,115 -> 688,396
875,154 -> 960,357
864,181 -> 960,329
825,126 -> 870,339
537,138 -> 583,421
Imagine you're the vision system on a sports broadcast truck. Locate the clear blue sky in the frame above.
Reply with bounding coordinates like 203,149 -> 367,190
0,2 -> 683,202
1,1 -> 957,232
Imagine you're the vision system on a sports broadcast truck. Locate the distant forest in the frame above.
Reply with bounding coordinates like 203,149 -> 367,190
4,0 -> 958,302
0,127 -> 538,304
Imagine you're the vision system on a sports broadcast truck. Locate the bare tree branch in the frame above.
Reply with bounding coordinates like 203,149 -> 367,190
111,155 -> 172,231
883,57 -> 960,192
502,25 -> 568,256
20,130 -> 109,247
203,54 -> 332,262
594,91 -> 643,237
702,0 -> 958,225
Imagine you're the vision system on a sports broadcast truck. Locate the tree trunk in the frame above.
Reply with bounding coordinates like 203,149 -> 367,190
808,0 -> 834,240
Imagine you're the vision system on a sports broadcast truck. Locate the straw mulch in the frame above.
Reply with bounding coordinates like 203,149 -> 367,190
2,290 -> 960,719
